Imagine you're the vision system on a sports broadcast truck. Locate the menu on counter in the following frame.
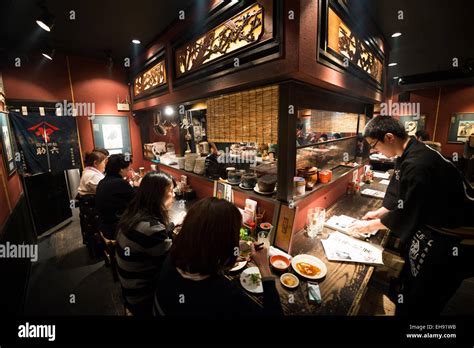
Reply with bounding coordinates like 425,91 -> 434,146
321,232 -> 384,265
373,171 -> 390,179
361,188 -> 386,199
325,215 -> 379,236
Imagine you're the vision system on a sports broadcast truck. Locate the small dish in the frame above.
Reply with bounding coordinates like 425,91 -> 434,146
270,255 -> 290,272
280,273 -> 299,289
239,183 -> 254,190
253,186 -> 276,195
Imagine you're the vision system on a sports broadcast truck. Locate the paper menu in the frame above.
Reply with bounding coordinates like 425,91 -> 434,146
361,188 -> 385,199
321,232 -> 384,265
324,215 -> 379,236
373,171 -> 390,179
380,179 -> 390,185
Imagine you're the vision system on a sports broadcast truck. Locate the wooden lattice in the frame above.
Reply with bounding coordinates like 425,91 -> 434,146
207,85 -> 279,144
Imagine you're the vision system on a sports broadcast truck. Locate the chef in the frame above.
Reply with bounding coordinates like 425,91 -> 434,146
349,116 -> 474,315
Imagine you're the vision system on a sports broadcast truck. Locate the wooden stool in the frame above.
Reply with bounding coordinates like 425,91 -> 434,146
100,231 -> 118,282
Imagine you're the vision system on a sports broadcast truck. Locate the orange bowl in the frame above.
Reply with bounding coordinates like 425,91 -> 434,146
270,255 -> 290,272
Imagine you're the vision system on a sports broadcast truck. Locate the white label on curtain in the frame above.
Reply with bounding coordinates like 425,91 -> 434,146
21,106 -> 28,115
39,107 -> 45,116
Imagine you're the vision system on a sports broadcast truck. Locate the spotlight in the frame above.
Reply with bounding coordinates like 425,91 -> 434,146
132,39 -> 141,44
388,62 -> 397,67
42,48 -> 55,60
36,6 -> 55,32
164,106 -> 174,116
391,32 -> 402,38
393,76 -> 399,79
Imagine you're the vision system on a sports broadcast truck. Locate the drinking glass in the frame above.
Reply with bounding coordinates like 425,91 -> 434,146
307,207 -> 326,238
257,231 -> 270,249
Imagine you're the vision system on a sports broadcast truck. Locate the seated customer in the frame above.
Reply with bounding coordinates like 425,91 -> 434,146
153,197 -> 283,318
415,130 -> 442,152
77,150 -> 108,196
116,171 -> 176,316
95,154 -> 139,239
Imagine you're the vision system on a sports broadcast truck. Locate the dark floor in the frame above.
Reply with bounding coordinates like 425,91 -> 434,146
24,208 -> 124,315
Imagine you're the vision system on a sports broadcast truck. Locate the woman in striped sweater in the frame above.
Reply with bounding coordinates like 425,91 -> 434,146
115,171 -> 176,316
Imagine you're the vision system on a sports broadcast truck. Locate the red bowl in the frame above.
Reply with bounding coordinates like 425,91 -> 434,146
270,255 -> 290,272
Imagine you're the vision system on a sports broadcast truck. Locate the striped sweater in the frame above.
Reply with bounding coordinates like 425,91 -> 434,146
116,218 -> 173,315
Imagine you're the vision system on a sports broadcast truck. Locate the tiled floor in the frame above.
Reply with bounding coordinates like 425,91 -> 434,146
24,208 -> 124,315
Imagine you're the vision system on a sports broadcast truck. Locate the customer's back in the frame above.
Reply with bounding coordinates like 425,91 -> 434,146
153,197 -> 282,318
95,154 -> 135,239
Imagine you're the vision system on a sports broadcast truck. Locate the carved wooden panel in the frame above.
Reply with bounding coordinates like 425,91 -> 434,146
175,3 -> 264,77
327,8 -> 382,83
134,59 -> 167,97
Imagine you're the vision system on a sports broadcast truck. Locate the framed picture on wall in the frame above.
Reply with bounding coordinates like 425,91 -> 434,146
447,113 -> 474,143
91,115 -> 132,155
0,111 -> 17,177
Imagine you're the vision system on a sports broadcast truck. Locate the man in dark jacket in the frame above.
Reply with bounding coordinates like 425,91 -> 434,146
95,154 -> 140,239
350,116 -> 474,315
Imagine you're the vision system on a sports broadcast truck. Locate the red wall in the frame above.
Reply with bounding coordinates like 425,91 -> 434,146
393,85 -> 474,156
0,74 -> 23,233
2,53 -> 144,169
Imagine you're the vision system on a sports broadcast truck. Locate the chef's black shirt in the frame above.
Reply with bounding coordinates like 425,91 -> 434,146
380,138 -> 471,245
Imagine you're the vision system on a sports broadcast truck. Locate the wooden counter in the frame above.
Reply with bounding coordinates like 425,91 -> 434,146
224,174 -> 392,316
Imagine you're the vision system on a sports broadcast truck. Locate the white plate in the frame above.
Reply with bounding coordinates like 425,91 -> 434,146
253,186 -> 276,195
239,183 -> 254,190
291,254 -> 327,280
230,260 -> 247,272
240,267 -> 263,293
225,179 -> 240,186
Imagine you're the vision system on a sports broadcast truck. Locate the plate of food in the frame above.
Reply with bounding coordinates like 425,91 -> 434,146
230,260 -> 247,272
291,254 -> 327,280
240,267 -> 263,293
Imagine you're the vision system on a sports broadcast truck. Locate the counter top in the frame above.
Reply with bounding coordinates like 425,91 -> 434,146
224,174 -> 392,316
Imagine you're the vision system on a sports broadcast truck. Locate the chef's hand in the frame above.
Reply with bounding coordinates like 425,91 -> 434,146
362,207 -> 389,220
362,211 -> 380,220
348,219 -> 377,234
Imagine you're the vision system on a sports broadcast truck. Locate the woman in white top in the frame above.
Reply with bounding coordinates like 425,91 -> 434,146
77,149 -> 108,196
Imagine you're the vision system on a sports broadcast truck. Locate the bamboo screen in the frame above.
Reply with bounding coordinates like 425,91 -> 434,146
206,85 -> 279,144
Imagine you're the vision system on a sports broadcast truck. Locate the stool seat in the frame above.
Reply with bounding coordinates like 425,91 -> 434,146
100,231 -> 118,282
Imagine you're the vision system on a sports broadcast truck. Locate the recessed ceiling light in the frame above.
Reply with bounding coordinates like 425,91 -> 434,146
388,62 -> 397,67
393,76 -> 399,79
42,49 -> 55,60
132,39 -> 141,44
391,32 -> 402,38
36,7 -> 55,32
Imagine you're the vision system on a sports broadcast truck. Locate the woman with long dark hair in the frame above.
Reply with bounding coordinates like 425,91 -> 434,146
116,171 -> 177,316
153,197 -> 282,318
